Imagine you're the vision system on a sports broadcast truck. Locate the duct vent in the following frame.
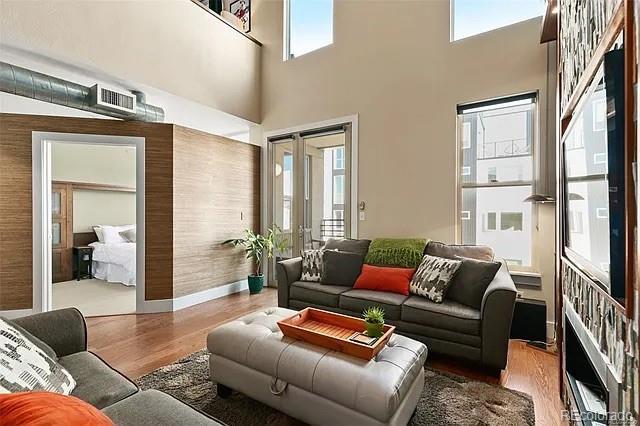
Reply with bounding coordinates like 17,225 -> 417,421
90,84 -> 137,115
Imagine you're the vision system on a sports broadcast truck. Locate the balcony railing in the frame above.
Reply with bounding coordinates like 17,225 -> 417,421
478,138 -> 530,160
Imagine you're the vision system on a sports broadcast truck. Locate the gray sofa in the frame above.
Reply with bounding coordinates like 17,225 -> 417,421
277,241 -> 518,370
9,308 -> 224,426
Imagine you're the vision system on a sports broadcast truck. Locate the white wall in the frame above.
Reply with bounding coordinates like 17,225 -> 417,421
0,0 -> 261,123
253,0 -> 557,325
51,143 -> 136,233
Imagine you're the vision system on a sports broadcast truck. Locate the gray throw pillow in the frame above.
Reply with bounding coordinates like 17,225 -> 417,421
323,238 -> 372,257
425,241 -> 495,262
447,256 -> 502,309
301,249 -> 324,282
321,250 -> 364,287
410,254 -> 462,303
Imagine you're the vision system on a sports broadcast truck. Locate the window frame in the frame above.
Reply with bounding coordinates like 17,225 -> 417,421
455,91 -> 539,273
283,0 -> 334,61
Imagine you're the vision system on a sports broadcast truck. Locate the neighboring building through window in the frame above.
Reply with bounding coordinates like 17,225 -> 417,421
457,93 -> 536,269
284,0 -> 333,60
451,0 -> 544,41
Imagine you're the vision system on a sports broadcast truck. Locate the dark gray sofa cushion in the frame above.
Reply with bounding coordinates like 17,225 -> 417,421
324,238 -> 371,257
102,389 -> 223,425
58,351 -> 138,409
447,256 -> 502,309
339,289 -> 409,320
401,296 -> 481,335
425,241 -> 494,262
321,250 -> 364,286
290,281 -> 351,307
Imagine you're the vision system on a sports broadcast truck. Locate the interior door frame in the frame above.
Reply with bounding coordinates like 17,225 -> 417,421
32,132 -> 145,314
263,114 -> 359,286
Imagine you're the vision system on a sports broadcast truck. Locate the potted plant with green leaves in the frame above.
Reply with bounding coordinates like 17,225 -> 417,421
223,227 -> 287,294
363,306 -> 385,338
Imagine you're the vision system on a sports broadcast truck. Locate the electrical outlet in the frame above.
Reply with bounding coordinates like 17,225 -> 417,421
359,211 -> 365,221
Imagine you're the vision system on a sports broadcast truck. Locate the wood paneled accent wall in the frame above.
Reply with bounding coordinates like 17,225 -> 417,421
0,113 -> 174,309
172,126 -> 260,298
0,114 -> 261,311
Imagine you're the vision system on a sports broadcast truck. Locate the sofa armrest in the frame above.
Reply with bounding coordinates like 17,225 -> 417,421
12,308 -> 87,357
276,257 -> 302,309
480,261 -> 517,370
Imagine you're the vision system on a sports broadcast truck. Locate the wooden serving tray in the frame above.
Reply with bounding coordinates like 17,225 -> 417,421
277,308 -> 395,360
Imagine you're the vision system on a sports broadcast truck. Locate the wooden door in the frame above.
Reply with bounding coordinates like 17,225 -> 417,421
52,183 -> 73,283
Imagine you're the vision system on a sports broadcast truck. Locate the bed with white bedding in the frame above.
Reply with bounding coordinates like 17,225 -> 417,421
89,224 -> 136,286
90,242 -> 136,286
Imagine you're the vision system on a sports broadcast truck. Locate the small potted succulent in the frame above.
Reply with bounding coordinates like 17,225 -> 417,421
363,306 -> 385,338
223,227 -> 287,294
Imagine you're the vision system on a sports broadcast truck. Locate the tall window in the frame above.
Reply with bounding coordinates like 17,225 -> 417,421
451,0 -> 544,41
284,0 -> 333,60
458,93 -> 537,269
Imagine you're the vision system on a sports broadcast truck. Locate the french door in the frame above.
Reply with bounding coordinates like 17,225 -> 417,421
269,124 -> 353,284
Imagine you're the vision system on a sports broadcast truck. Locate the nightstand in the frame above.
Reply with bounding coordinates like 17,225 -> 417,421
73,246 -> 93,281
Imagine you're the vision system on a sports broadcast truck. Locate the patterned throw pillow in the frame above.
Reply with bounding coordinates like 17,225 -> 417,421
301,249 -> 324,282
409,254 -> 463,303
0,318 -> 76,394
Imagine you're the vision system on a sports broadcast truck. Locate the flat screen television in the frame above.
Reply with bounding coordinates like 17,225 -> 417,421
562,48 -> 625,300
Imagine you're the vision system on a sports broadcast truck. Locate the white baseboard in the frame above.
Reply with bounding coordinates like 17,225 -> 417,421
0,309 -> 34,319
173,279 -> 248,311
547,320 -> 557,342
136,298 -> 174,314
136,279 -> 248,314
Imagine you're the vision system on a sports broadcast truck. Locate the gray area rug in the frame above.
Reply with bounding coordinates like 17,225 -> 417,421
137,349 -> 535,426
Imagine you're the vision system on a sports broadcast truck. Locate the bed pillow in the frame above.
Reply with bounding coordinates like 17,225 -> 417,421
409,254 -> 462,303
353,264 -> 415,295
0,392 -> 114,426
93,226 -> 105,243
119,228 -> 136,243
0,318 -> 76,394
101,225 -> 134,244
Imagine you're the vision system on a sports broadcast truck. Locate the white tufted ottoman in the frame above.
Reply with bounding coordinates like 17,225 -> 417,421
207,307 -> 427,426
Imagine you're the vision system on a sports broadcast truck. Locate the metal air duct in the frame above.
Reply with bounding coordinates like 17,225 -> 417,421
0,61 -> 165,122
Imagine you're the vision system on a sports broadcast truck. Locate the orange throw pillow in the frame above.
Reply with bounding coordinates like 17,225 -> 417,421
0,392 -> 114,426
353,264 -> 415,296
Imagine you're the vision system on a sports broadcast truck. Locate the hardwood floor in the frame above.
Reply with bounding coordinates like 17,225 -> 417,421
86,288 -> 564,425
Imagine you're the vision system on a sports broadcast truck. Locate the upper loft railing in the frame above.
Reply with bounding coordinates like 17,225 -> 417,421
190,0 -> 262,46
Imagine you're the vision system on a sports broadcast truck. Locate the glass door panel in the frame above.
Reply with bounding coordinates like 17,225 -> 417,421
272,139 -> 296,267
302,131 -> 350,250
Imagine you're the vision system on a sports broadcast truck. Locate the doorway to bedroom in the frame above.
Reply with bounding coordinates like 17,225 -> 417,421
35,134 -> 144,317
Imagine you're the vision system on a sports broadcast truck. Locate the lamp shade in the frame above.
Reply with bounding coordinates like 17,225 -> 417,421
523,194 -> 556,203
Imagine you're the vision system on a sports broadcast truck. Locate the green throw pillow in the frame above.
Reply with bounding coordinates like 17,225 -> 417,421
364,238 -> 429,268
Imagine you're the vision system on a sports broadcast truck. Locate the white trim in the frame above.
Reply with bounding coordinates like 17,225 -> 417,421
137,279 -> 249,313
173,279 -> 248,310
546,320 -> 556,343
32,132 -> 144,315
0,309 -> 34,320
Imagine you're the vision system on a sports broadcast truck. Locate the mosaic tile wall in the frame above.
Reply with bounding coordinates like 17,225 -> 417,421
559,0 -> 621,112
562,262 -> 638,421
